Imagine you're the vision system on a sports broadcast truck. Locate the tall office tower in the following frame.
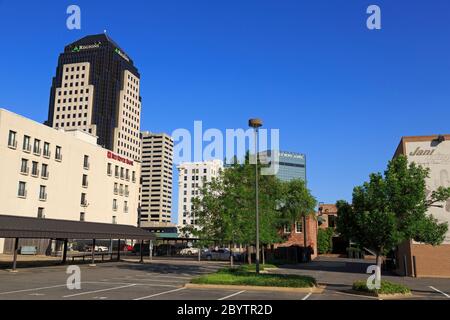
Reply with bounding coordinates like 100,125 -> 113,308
177,160 -> 223,231
140,132 -> 174,225
46,34 -> 142,161
259,150 -> 306,182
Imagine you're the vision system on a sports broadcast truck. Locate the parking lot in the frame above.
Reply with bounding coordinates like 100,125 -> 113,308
0,258 -> 449,300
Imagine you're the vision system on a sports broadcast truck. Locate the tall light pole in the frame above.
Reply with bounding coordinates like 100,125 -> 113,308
249,118 -> 262,274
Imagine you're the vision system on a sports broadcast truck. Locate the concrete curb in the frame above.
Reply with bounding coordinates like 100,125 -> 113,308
346,289 -> 413,299
185,283 -> 326,293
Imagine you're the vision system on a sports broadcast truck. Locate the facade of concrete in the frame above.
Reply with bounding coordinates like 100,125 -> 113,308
394,135 -> 450,277
0,108 -> 141,253
140,132 -> 174,225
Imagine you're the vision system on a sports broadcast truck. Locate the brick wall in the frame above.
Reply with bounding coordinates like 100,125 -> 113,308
276,216 -> 318,259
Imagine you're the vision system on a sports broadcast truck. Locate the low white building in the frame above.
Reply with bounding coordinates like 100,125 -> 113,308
0,108 -> 141,253
177,160 -> 223,234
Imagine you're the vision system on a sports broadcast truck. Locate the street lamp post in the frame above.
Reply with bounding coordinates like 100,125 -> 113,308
249,118 -> 263,275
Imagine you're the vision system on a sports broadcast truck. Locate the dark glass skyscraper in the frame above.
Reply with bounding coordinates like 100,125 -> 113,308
259,150 -> 306,182
47,34 -> 142,160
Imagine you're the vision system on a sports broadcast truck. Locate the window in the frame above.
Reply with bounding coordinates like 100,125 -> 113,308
107,163 -> 112,176
328,215 -> 337,228
55,146 -> 62,161
33,139 -> 41,155
31,161 -> 39,176
132,171 -> 136,182
23,135 -> 31,152
82,174 -> 88,187
8,130 -> 17,148
18,181 -> 26,198
37,207 -> 45,219
120,167 -> 124,179
43,142 -> 50,157
284,224 -> 292,234
112,216 -> 117,224
115,165 -> 119,178
41,163 -> 49,178
113,199 -> 118,211
80,212 -> 85,222
124,201 -> 128,213
114,183 -> 118,194
39,185 -> 47,201
295,221 -> 303,233
80,193 -> 87,206
20,158 -> 29,174
83,155 -> 90,169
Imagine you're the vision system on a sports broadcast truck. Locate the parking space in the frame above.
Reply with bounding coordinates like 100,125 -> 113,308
0,258 -> 449,300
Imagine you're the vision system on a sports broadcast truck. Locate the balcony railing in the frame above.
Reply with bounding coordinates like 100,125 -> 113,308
31,169 -> 40,177
23,144 -> 31,153
20,167 -> 29,175
81,200 -> 88,207
33,148 -> 41,156
43,150 -> 51,158
18,190 -> 27,198
39,193 -> 47,201
55,153 -> 63,161
42,171 -> 49,179
83,162 -> 90,170
8,140 -> 17,149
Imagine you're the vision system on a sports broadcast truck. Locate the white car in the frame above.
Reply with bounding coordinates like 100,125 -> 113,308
180,248 -> 199,256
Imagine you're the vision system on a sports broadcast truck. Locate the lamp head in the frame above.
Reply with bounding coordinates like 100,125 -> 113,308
248,118 -> 263,128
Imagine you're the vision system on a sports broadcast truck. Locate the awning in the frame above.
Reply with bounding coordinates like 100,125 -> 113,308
0,215 -> 156,240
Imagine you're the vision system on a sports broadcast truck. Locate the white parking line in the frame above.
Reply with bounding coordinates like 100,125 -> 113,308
63,284 -> 137,298
429,286 -> 450,298
218,290 -> 246,300
0,284 -> 68,295
133,287 -> 186,300
302,292 -> 312,300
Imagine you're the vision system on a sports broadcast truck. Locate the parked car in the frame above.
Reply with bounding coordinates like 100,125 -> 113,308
121,244 -> 133,252
180,247 -> 199,256
85,245 -> 109,252
202,248 -> 237,261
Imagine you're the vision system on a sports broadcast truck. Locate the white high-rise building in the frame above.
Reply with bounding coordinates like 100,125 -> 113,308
177,160 -> 223,232
140,132 -> 173,225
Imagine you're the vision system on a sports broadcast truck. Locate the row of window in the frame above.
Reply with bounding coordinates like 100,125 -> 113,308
17,181 -> 47,201
20,159 -> 49,179
57,96 -> 89,104
65,65 -> 86,72
8,131 -> 62,161
57,88 -> 89,96
284,221 -> 303,234
106,163 -> 136,182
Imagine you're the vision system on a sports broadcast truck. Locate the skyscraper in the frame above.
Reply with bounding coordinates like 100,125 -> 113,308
140,132 -> 174,225
46,34 -> 142,161
259,150 -> 306,182
177,160 -> 223,232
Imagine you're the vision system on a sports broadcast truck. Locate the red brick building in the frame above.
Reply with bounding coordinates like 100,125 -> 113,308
275,217 -> 318,260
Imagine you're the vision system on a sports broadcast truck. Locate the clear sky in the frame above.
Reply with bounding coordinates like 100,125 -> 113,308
1,1 -> 450,222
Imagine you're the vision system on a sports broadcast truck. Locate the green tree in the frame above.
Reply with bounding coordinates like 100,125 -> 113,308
317,228 -> 334,254
279,179 -> 317,261
336,155 -> 449,268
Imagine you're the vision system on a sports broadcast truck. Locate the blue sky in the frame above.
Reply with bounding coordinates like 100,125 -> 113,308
1,1 -> 450,221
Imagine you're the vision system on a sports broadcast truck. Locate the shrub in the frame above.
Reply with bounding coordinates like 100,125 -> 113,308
352,280 -> 411,295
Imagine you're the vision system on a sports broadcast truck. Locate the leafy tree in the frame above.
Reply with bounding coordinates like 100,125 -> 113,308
336,155 -> 449,267
279,179 -> 317,261
317,228 -> 334,254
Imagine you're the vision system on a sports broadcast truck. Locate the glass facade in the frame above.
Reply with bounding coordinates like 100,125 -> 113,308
260,150 -> 306,182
